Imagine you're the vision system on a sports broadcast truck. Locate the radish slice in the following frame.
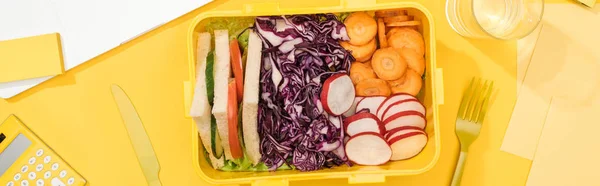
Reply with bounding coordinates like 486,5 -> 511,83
382,100 -> 425,121
385,126 -> 425,141
329,115 -> 342,129
345,132 -> 392,165
343,97 -> 365,117
343,112 -> 384,136
356,108 -> 370,114
376,93 -> 417,119
388,132 -> 428,160
321,74 -> 356,116
356,96 -> 386,115
383,111 -> 426,131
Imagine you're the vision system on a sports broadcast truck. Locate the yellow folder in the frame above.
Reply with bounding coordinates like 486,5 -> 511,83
0,33 -> 64,83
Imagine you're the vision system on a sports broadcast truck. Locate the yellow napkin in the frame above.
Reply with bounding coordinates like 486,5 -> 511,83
526,96 -> 600,186
0,33 -> 64,83
501,3 -> 600,161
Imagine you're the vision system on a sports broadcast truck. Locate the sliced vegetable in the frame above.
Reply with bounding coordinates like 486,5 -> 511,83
230,39 -> 244,101
345,132 -> 392,165
355,78 -> 392,97
386,20 -> 421,27
211,115 -> 224,158
321,74 -> 356,116
384,125 -> 424,140
382,99 -> 426,121
344,12 -> 378,45
375,9 -> 407,18
340,39 -> 377,62
387,27 -> 425,56
376,93 -> 417,119
255,14 -> 353,171
206,52 -> 216,106
228,80 -> 243,159
388,131 -> 427,160
364,60 -> 372,68
350,62 -> 377,85
343,112 -> 384,136
329,114 -> 342,128
386,27 -> 402,39
383,15 -> 412,23
377,18 -> 388,48
343,97 -> 364,117
371,48 -> 407,80
383,111 -> 427,131
399,48 -> 425,76
387,75 -> 406,92
355,96 -> 386,115
388,69 -> 422,96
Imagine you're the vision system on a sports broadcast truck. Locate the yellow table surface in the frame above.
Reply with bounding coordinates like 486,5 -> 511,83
0,0 -> 570,185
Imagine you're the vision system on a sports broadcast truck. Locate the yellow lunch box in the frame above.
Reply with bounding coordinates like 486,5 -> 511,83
182,0 -> 445,185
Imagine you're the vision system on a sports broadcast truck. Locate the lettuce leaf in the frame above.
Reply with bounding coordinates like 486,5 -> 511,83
203,17 -> 255,47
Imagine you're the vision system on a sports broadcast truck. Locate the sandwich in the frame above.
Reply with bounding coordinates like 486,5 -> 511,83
212,29 -> 234,161
190,32 -> 224,168
241,30 -> 263,165
190,28 -> 266,170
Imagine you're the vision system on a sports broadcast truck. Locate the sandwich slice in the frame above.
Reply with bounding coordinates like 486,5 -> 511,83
192,27 -> 292,171
213,29 -> 234,161
190,32 -> 224,168
242,30 -> 263,164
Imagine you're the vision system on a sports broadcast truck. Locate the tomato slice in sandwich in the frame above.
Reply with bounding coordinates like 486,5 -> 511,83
230,39 -> 244,102
228,79 -> 243,159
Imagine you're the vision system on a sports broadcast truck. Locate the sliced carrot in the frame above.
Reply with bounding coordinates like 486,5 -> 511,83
230,39 -> 244,102
350,62 -> 377,85
371,48 -> 407,80
355,78 -> 392,97
387,27 -> 425,56
227,80 -> 243,159
399,48 -> 425,76
386,27 -> 402,39
340,38 -> 377,62
388,69 -> 422,96
375,9 -> 407,18
344,12 -> 378,46
377,18 -> 388,48
387,74 -> 406,91
386,20 -> 421,27
383,15 -> 413,23
364,60 -> 372,68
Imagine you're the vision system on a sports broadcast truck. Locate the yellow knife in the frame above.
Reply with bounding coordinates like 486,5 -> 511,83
111,84 -> 162,186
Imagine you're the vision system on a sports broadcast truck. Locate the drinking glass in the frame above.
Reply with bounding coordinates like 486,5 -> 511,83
445,0 -> 544,40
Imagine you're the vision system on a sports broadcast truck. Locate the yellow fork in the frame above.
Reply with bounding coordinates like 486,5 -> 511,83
450,77 -> 494,186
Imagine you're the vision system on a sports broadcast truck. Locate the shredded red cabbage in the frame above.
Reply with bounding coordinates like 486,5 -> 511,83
255,14 -> 354,171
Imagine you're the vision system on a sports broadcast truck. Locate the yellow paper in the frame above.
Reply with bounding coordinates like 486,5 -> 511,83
0,33 -> 64,83
501,4 -> 600,160
516,24 -> 542,94
527,97 -> 600,186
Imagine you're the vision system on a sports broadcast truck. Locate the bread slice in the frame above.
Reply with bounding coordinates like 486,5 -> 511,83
190,32 -> 213,151
242,30 -> 263,164
191,32 -> 224,168
212,29 -> 233,161
193,117 -> 224,168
